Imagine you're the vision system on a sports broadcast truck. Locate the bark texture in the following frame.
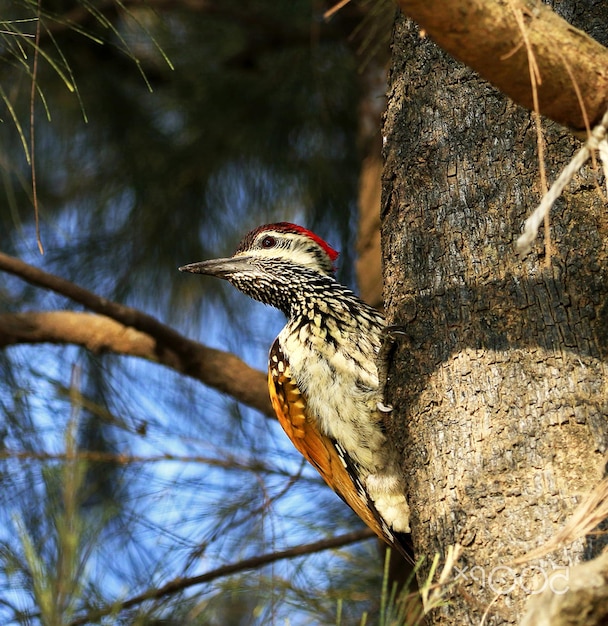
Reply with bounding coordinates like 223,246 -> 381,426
382,9 -> 608,625
396,0 -> 608,131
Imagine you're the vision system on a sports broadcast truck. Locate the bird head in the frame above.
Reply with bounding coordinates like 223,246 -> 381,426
179,223 -> 340,313
179,222 -> 339,280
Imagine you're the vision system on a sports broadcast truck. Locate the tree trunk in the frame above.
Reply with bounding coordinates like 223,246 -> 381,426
395,0 -> 608,130
356,58 -> 388,311
382,7 -> 608,624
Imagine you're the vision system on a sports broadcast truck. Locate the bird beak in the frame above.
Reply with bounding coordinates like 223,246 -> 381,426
179,256 -> 254,279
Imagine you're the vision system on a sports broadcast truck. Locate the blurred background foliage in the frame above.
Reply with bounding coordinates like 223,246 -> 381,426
0,0 -> 399,624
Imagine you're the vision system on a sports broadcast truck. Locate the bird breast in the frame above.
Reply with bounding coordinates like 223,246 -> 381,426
277,318 -> 387,471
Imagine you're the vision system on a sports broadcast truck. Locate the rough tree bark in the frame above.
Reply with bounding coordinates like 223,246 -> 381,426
395,0 -> 608,130
382,5 -> 608,625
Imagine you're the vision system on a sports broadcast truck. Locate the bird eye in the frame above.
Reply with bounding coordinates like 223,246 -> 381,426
261,236 -> 276,249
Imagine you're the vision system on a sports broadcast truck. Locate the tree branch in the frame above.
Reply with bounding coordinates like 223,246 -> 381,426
0,252 -> 194,349
68,528 -> 375,625
397,0 -> 608,130
0,252 -> 274,418
0,445 -> 278,473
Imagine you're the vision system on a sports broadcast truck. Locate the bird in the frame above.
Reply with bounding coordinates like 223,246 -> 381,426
179,222 -> 412,561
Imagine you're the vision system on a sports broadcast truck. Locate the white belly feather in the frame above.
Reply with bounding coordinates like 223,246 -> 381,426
277,320 -> 411,533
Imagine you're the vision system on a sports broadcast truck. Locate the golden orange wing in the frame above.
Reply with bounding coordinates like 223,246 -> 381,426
268,338 -> 408,557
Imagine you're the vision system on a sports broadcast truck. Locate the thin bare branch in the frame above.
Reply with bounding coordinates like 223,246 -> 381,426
0,447 -> 285,475
507,0 -> 551,264
0,252 -> 191,349
68,529 -> 375,625
0,260 -> 274,417
30,0 -> 43,255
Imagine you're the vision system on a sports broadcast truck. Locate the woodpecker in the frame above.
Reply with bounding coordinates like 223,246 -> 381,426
179,223 -> 412,560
